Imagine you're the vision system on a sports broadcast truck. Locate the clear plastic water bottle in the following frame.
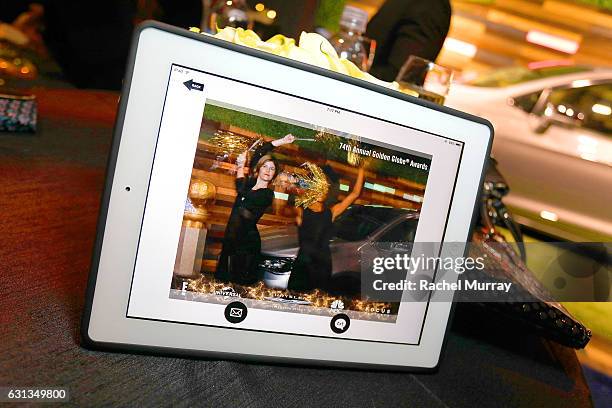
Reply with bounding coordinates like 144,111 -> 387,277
207,0 -> 252,33
329,6 -> 373,72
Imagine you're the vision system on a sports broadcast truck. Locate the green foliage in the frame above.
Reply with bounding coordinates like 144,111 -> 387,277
202,104 -> 429,184
576,0 -> 612,10
204,104 -> 316,140
314,0 -> 347,33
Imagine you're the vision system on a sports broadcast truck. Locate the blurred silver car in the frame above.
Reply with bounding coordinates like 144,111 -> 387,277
258,205 -> 419,293
446,65 -> 612,242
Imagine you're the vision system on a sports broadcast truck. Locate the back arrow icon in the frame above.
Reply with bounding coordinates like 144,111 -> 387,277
183,79 -> 204,91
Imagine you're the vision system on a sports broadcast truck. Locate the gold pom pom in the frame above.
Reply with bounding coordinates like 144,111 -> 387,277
208,130 -> 254,155
294,162 -> 330,208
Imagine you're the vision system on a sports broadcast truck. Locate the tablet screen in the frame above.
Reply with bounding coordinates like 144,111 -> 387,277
126,64 -> 464,345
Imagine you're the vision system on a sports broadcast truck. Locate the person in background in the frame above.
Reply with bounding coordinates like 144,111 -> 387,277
0,1 -> 204,90
366,0 -> 451,82
157,0 -> 202,30
288,164 -> 365,292
1,1 -> 136,90
43,1 -> 136,90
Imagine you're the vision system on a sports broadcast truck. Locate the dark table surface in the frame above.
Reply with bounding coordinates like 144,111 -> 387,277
0,88 -> 593,407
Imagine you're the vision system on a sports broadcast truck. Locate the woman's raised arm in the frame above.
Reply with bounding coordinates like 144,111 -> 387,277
331,166 -> 365,221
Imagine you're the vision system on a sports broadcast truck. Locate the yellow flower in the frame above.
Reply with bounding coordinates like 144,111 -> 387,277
212,28 -> 399,90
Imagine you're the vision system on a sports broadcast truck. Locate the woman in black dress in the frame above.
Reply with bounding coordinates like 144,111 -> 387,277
215,134 -> 295,284
288,165 -> 365,291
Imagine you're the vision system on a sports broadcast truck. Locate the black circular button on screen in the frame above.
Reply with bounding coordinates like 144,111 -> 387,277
330,314 -> 350,334
224,301 -> 248,324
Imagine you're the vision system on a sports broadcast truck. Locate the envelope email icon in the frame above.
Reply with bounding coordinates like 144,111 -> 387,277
230,308 -> 243,318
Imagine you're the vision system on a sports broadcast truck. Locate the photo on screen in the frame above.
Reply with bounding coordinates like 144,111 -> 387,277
168,100 -> 432,321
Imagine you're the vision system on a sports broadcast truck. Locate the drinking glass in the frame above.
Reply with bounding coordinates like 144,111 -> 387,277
395,56 -> 453,105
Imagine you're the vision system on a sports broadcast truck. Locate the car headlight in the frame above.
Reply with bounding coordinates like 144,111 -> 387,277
258,256 -> 294,273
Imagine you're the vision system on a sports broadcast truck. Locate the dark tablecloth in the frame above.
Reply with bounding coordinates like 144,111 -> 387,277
0,89 -> 592,407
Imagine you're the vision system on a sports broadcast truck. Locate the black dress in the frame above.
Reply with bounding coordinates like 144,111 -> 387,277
287,208 -> 335,291
215,142 -> 275,284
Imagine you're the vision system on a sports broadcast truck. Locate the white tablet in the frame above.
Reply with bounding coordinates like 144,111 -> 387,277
82,21 -> 492,371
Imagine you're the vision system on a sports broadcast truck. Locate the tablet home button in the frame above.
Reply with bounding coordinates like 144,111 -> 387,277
330,314 -> 350,334
224,301 -> 248,324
